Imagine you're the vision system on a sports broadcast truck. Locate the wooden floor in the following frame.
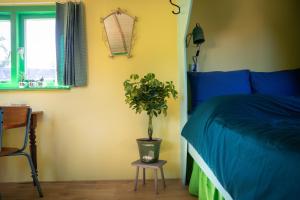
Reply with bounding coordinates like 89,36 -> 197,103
0,179 -> 196,200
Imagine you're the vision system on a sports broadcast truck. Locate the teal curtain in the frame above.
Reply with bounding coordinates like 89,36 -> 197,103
56,2 -> 87,87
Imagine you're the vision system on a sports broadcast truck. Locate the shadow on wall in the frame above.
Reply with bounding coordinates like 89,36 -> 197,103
192,0 -> 239,48
187,0 -> 239,69
188,0 -> 300,71
260,0 -> 300,69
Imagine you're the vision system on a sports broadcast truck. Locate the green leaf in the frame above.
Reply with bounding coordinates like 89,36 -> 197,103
123,73 -> 178,119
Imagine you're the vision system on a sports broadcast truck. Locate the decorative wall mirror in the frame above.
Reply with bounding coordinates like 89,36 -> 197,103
101,8 -> 137,58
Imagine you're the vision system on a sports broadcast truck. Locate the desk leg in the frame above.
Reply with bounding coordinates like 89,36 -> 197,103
29,114 -> 38,177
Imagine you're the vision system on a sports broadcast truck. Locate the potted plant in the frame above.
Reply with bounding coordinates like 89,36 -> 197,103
37,77 -> 45,87
123,73 -> 178,163
18,73 -> 27,88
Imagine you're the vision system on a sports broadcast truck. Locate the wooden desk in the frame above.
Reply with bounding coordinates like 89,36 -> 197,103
30,111 -> 43,176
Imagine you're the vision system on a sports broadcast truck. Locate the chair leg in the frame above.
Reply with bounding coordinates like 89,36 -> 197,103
22,153 -> 43,198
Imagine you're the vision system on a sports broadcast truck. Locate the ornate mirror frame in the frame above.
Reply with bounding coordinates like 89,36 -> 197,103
101,8 -> 137,58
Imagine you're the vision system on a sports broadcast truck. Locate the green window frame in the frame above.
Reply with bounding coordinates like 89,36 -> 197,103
0,6 -> 68,90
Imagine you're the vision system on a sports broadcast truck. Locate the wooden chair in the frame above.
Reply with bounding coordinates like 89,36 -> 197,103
0,106 -> 43,198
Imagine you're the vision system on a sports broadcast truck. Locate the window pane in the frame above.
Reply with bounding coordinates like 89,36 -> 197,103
24,18 -> 56,81
0,20 -> 11,82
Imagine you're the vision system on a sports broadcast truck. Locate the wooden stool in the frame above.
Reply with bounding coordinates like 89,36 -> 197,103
131,160 -> 167,194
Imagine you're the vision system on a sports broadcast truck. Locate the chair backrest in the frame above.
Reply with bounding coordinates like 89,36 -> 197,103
1,106 -> 30,129
0,106 -> 32,151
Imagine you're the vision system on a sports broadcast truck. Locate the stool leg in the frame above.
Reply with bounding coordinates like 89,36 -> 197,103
134,167 -> 139,191
154,169 -> 158,194
160,167 -> 166,189
143,168 -> 146,185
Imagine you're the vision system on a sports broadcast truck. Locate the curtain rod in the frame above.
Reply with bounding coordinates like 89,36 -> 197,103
0,1 -> 81,6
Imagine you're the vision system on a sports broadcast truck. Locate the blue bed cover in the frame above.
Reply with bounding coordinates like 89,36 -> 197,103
182,94 -> 300,200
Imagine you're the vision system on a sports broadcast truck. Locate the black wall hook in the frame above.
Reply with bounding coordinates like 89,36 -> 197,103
170,0 -> 180,14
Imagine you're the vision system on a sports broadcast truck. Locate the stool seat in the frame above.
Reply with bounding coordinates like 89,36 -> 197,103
132,159 -> 167,194
131,160 -> 167,169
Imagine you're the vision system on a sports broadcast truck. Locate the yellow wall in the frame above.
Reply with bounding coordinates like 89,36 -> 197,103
0,0 -> 180,182
188,0 -> 300,72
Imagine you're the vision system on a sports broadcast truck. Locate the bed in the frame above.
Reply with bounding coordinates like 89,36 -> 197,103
181,68 -> 300,200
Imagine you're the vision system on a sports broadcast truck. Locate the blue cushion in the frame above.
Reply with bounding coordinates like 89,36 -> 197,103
188,70 -> 252,111
250,68 -> 300,96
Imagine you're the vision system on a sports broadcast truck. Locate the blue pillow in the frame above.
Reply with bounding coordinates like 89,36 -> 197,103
188,70 -> 252,111
250,68 -> 300,96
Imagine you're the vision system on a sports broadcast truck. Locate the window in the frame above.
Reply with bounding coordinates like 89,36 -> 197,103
0,6 -> 68,90
24,17 -> 56,81
0,15 -> 11,82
